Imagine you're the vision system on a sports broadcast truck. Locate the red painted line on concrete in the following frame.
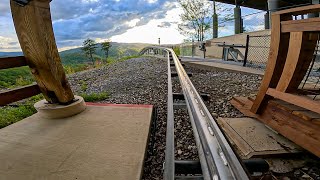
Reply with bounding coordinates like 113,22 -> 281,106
86,102 -> 153,108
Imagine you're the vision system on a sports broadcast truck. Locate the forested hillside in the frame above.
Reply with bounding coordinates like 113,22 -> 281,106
0,42 -> 150,89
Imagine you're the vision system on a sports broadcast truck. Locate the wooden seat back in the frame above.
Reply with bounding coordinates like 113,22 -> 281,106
251,4 -> 320,114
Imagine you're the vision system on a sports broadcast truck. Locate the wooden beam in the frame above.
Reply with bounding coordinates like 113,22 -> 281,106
0,56 -> 27,70
0,84 -> 41,106
267,88 -> 320,114
10,0 -> 74,104
276,32 -> 318,92
281,18 -> 320,33
250,14 -> 291,114
274,4 -> 320,16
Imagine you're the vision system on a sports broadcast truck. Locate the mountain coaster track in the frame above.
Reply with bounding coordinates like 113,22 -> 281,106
140,47 -> 269,180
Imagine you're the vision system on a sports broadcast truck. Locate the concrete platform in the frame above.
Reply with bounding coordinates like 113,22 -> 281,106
0,103 -> 153,180
182,57 -> 264,76
217,117 -> 301,159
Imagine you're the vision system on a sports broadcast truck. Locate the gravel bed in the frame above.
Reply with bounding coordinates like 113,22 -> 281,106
68,57 -> 262,179
68,57 -> 319,179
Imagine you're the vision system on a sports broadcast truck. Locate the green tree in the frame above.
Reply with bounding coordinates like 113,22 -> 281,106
178,0 -> 212,42
101,40 -> 112,63
82,38 -> 97,64
178,0 -> 233,41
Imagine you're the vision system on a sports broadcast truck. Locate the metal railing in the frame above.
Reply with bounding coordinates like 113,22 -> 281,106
140,47 -> 249,180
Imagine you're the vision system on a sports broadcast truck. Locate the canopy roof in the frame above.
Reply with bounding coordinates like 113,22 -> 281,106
209,0 -> 312,11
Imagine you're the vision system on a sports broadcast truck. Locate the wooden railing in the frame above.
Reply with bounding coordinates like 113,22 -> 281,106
0,56 -> 41,106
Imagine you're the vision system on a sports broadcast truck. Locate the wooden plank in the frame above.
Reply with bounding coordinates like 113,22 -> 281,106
267,88 -> 320,114
281,18 -> 320,33
276,32 -> 318,92
274,4 -> 320,16
217,117 -> 254,158
231,97 -> 320,157
218,117 -> 301,159
269,100 -> 305,113
292,110 -> 320,121
0,84 -> 41,106
250,14 -> 291,114
10,0 -> 74,104
0,56 -> 27,70
312,119 -> 320,126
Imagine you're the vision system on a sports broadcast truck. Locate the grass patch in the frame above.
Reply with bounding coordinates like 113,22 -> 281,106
80,80 -> 88,92
80,92 -> 110,102
0,105 -> 37,129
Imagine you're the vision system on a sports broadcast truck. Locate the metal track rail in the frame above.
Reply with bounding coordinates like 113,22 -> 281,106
140,46 -> 249,180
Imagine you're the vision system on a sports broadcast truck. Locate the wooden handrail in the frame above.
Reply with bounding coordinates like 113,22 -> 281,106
274,4 -> 320,16
281,18 -> 320,32
267,88 -> 320,115
0,56 -> 27,70
0,84 -> 41,106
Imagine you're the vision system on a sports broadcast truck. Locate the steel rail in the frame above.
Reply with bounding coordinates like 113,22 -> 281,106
141,46 -> 249,180
164,50 -> 175,180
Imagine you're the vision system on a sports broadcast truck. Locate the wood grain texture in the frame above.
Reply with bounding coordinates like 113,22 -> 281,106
281,18 -> 320,33
250,14 -> 290,114
0,56 -> 27,70
276,32 -> 318,92
274,4 -> 320,16
0,84 -> 41,106
267,88 -> 320,115
231,97 -> 320,157
10,0 -> 74,104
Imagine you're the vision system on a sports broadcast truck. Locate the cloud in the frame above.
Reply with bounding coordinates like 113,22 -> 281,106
158,22 -> 171,28
0,0 -> 178,51
49,0 -> 178,48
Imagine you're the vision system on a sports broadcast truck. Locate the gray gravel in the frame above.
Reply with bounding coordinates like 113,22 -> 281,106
67,57 -> 298,179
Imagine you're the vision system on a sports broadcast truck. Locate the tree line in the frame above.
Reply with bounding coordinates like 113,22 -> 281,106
82,39 -> 112,64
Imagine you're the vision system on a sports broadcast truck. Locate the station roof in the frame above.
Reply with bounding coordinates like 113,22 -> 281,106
209,0 -> 312,11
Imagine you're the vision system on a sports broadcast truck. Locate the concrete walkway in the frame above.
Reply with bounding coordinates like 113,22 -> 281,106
0,103 -> 153,180
182,57 -> 264,76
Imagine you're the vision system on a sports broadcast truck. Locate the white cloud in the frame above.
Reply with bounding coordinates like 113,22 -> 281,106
111,6 -> 184,44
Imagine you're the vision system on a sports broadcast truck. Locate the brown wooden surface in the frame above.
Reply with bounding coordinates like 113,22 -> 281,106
250,14 -> 290,114
281,18 -> 320,33
231,97 -> 320,157
267,88 -> 320,114
276,32 -> 318,92
0,84 -> 41,106
0,56 -> 27,70
274,4 -> 320,16
10,0 -> 74,104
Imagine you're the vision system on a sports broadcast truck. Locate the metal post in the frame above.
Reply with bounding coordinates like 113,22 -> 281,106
264,11 -> 270,29
267,0 -> 280,28
243,35 -> 250,67
234,5 -> 242,34
212,0 -> 218,38
308,0 -> 320,18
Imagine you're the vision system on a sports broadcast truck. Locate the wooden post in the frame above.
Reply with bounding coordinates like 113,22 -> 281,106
10,0 -> 74,104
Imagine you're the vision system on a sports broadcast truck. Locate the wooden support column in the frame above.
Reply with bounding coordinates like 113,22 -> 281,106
250,14 -> 290,114
10,0 -> 74,104
276,32 -> 318,92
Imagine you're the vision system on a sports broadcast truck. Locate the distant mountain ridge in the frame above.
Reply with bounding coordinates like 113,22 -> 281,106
0,42 -> 152,65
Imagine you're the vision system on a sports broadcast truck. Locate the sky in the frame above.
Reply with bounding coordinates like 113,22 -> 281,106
0,0 -> 262,52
